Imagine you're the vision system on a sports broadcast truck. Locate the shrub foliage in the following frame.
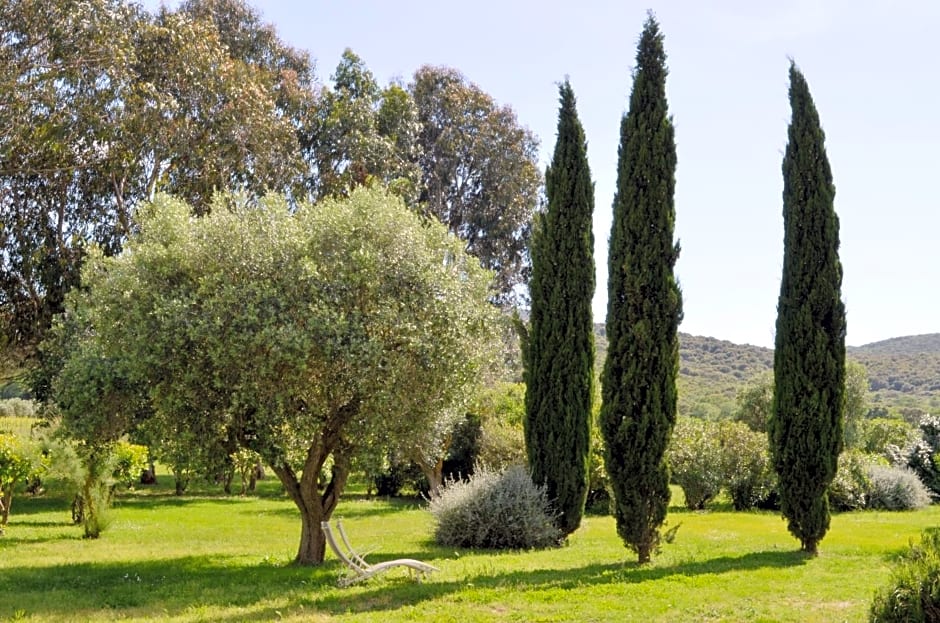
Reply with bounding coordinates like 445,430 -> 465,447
871,528 -> 940,622
428,465 -> 562,550
668,418 -> 722,510
719,420 -> 777,510
867,465 -> 932,511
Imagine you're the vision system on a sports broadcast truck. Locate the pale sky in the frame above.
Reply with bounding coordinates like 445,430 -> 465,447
147,1 -> 940,348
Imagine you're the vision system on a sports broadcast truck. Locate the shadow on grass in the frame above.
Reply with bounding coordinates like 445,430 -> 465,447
0,544 -> 808,620
114,493 -> 249,509
4,519 -> 74,529
2,494 -> 71,516
0,532 -> 82,547
311,548 -> 809,615
0,554 -> 337,619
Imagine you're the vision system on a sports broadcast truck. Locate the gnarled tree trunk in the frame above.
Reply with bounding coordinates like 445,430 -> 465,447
270,399 -> 358,565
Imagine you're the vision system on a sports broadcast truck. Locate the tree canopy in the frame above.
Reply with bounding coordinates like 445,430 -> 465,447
2,0 -> 540,370
1,0 -> 305,366
411,66 -> 542,304
51,186 -> 500,564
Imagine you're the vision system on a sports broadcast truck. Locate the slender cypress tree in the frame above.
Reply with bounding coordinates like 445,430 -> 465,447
600,14 -> 682,564
769,62 -> 846,556
524,80 -> 595,536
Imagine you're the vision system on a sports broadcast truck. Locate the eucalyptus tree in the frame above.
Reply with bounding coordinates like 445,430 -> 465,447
1,0 -> 303,367
411,65 -> 542,303
303,49 -> 422,205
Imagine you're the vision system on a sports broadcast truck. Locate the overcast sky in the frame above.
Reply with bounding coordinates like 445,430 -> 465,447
147,0 -> 940,347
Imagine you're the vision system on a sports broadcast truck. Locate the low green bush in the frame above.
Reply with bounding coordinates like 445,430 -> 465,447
111,442 -> 149,490
870,528 -> 940,622
719,420 -> 776,510
372,460 -> 424,497
428,464 -> 561,549
828,450 -> 875,511
668,417 -> 723,510
470,382 -> 526,472
859,416 -> 919,458
476,416 -> 525,470
867,465 -> 933,511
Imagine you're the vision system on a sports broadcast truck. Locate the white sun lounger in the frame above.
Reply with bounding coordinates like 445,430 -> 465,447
321,519 -> 439,587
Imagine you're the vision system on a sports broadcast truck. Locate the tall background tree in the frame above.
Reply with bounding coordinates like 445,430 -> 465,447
769,62 -> 846,556
524,80 -> 595,536
1,0 -> 306,375
303,49 -> 422,204
411,66 -> 542,304
1,0 -> 539,375
600,14 -> 682,564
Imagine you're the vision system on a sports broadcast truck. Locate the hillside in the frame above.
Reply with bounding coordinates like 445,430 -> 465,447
849,333 -> 940,356
848,334 -> 940,400
593,328 -> 940,417
676,334 -> 773,417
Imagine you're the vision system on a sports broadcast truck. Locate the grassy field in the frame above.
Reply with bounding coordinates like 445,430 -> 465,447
0,474 -> 932,622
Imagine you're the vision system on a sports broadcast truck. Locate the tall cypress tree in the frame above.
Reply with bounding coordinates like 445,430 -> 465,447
600,14 -> 682,564
769,62 -> 845,556
524,79 -> 595,536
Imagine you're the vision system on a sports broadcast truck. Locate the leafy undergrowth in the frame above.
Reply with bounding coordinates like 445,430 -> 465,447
0,476 -> 936,622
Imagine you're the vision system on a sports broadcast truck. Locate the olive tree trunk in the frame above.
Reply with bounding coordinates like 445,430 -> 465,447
270,400 -> 358,565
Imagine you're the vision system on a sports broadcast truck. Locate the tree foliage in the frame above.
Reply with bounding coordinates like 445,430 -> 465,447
1,0 -> 305,366
524,80 -> 595,536
50,187 -> 499,564
667,418 -> 723,510
411,65 -> 542,303
735,371 -> 775,432
0,431 -> 37,531
304,49 -> 422,204
843,360 -> 871,448
600,13 -> 682,564
769,62 -> 846,556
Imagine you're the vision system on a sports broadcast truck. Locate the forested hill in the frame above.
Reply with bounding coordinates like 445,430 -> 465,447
849,334 -> 940,356
592,327 -> 940,416
674,334 -> 773,417
848,334 -> 940,397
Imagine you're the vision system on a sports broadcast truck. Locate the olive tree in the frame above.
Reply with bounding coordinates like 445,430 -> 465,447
51,187 -> 498,564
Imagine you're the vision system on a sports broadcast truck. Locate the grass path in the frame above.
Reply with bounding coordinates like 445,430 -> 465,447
0,479 -> 932,622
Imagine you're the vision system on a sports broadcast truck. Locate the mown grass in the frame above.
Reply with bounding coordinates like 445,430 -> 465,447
0,474 -> 933,622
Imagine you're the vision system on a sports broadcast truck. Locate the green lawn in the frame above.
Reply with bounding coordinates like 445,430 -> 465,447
0,477 -> 931,622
